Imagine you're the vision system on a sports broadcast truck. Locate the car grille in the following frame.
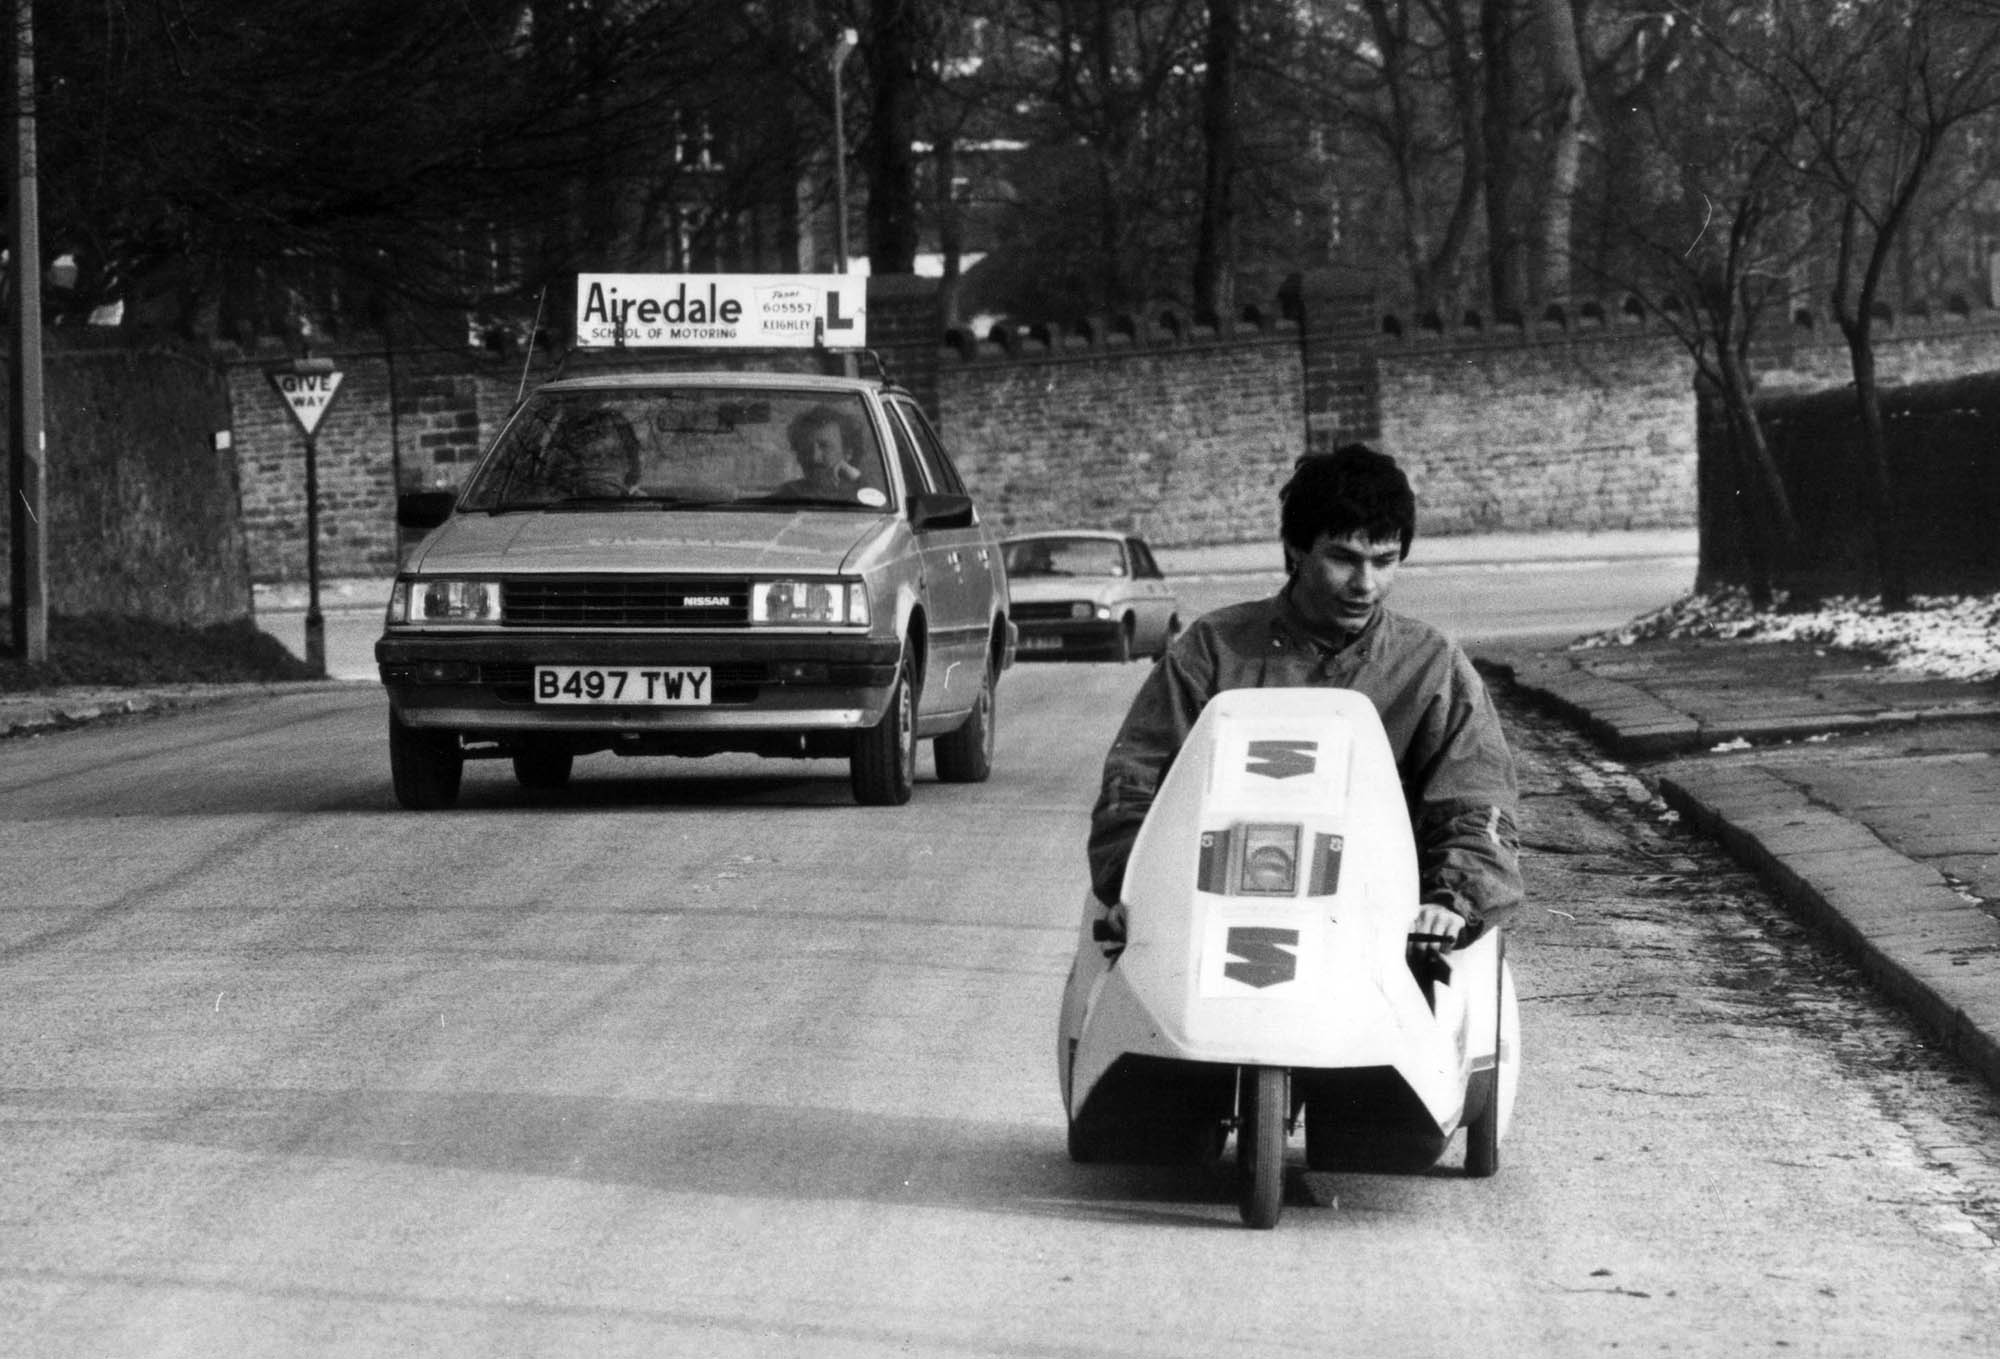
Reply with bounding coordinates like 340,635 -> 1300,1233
503,577 -> 752,627
1012,600 -> 1084,622
482,662 -> 767,705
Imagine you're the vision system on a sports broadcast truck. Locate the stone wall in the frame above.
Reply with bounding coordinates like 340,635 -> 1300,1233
940,326 -> 1304,544
224,290 -> 2000,582
21,279 -> 2000,607
1371,326 -> 1695,535
932,293 -> 1703,549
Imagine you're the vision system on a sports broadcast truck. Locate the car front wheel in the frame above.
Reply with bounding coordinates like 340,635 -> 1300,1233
851,654 -> 917,805
389,709 -> 464,810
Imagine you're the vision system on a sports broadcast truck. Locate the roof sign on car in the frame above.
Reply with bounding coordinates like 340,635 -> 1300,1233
575,273 -> 867,351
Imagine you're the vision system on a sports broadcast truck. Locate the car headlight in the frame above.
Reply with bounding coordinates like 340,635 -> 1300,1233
1069,601 -> 1093,619
751,579 -> 870,626
390,578 -> 503,626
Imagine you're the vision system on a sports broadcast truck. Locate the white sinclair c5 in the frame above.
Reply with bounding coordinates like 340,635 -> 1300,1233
1057,687 -> 1521,1228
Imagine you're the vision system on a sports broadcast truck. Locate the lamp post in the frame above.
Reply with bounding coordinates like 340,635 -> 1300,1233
830,26 -> 858,273
9,0 -> 45,663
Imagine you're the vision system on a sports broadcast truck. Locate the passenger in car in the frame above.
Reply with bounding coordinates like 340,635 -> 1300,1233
778,404 -> 880,500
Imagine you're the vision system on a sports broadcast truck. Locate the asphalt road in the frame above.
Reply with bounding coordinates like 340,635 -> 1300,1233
3,664 -> 1998,1356
253,535 -> 1698,683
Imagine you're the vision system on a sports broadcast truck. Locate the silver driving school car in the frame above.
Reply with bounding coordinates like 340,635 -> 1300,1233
1002,530 -> 1181,662
376,371 -> 1012,809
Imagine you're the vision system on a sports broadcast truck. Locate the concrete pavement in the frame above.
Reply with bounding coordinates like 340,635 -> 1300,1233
1482,638 -> 2000,1091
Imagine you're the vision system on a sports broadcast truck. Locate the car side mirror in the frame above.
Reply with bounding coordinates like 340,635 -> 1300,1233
908,491 -> 975,530
397,490 -> 458,531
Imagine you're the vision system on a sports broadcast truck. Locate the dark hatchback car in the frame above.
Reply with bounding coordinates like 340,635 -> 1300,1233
377,372 -> 1012,808
1002,530 -> 1181,662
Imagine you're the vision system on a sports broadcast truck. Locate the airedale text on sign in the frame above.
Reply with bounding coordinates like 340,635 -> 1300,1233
575,274 -> 867,350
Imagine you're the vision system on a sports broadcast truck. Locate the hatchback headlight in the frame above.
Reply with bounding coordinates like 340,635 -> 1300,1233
390,578 -> 502,626
751,579 -> 870,626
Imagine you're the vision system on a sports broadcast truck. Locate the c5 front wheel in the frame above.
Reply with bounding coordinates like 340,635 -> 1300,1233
1237,1065 -> 1287,1229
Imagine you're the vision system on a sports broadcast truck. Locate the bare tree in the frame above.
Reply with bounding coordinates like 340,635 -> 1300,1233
28,0 -> 801,341
1576,0 -> 1815,601
1531,0 -> 1584,299
1192,0 -> 1240,322
863,0 -> 924,273
1791,0 -> 2000,605
1479,0 -> 1531,315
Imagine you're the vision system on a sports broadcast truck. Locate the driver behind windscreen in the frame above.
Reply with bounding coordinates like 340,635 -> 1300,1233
556,407 -> 642,497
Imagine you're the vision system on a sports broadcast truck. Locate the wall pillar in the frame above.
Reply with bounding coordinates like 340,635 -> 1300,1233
1292,268 -> 1381,455
866,274 -> 943,425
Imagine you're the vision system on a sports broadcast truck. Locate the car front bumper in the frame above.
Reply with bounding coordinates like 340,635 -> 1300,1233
376,630 -> 902,732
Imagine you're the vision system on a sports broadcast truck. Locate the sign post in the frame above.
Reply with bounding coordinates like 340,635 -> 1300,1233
267,359 -> 345,676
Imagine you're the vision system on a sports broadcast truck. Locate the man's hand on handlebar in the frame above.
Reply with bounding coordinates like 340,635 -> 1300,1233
1406,902 -> 1466,959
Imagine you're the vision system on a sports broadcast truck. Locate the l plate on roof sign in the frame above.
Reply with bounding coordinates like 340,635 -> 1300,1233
575,273 -> 867,350
268,369 -> 345,437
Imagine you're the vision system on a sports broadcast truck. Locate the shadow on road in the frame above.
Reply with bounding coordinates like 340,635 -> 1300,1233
18,1085 -> 1453,1229
13,760 -> 1012,819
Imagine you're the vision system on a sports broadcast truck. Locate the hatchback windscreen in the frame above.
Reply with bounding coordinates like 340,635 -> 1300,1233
1005,538 -> 1126,577
458,388 -> 891,512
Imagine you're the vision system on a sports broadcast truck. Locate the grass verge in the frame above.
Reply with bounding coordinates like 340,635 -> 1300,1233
0,611 -> 319,692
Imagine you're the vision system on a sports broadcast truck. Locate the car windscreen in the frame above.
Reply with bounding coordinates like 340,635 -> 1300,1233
1004,538 -> 1127,577
457,388 -> 891,512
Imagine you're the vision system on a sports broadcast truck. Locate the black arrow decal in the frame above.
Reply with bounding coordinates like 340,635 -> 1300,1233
1245,739 -> 1316,779
1223,926 -> 1300,988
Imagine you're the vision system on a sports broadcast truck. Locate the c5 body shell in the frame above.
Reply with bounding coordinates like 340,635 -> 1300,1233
1059,687 -> 1521,1223
1089,594 -> 1522,922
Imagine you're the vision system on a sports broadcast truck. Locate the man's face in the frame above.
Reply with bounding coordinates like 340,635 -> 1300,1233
801,423 -> 845,478
1286,529 -> 1403,635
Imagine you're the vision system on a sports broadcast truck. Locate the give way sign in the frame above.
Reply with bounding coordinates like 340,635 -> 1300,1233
268,368 -> 345,437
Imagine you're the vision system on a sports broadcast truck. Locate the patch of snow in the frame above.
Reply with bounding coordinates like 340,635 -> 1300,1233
1575,587 -> 2000,682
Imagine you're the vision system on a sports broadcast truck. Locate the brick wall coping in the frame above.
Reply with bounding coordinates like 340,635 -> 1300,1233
939,290 -> 2000,367
944,302 -> 1299,364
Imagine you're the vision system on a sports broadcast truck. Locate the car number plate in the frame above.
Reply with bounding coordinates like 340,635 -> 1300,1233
534,665 -> 711,705
1020,636 -> 1062,652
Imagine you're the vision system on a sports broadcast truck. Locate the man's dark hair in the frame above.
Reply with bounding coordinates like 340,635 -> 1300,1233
786,403 -> 852,459
1279,443 -> 1416,563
